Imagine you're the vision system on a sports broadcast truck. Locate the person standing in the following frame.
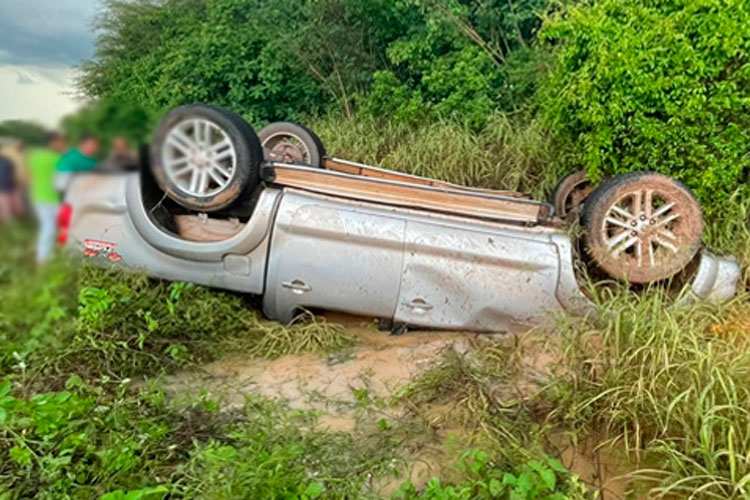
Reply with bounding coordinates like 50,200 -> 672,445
1,140 -> 29,217
28,133 -> 67,263
102,136 -> 138,170
55,134 -> 100,194
0,153 -> 15,222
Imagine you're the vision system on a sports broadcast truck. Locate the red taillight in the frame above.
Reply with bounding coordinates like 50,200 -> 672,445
57,203 -> 73,245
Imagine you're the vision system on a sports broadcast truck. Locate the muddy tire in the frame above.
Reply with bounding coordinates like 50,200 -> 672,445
150,104 -> 262,212
582,171 -> 703,284
259,122 -> 325,168
552,170 -> 593,220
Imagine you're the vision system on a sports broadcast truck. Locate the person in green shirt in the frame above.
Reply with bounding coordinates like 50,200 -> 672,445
55,134 -> 101,193
28,133 -> 68,263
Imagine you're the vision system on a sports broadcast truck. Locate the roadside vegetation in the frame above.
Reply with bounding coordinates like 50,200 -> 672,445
0,226 -> 589,499
2,0 -> 750,498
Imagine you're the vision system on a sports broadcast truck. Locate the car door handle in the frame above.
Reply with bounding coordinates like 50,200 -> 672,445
282,279 -> 312,295
403,298 -> 433,312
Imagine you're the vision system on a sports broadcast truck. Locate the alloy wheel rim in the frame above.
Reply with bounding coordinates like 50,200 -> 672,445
263,132 -> 311,164
601,188 -> 684,269
162,118 -> 237,197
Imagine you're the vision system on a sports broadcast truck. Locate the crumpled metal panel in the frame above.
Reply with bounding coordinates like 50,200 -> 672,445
393,220 -> 563,332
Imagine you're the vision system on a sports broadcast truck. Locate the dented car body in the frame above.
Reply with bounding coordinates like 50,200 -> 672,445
64,158 -> 740,333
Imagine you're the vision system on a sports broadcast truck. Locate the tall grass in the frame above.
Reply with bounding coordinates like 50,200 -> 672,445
703,193 -> 750,284
545,286 -> 750,499
311,112 -> 560,199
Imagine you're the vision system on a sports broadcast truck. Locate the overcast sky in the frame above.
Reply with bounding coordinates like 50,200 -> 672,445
0,0 -> 101,126
0,0 -> 99,66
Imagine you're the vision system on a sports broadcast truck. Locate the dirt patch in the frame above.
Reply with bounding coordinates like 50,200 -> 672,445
550,435 -> 633,500
163,316 -> 629,496
164,315 -> 477,431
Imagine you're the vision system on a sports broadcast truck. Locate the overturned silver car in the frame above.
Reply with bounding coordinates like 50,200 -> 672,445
63,104 -> 740,333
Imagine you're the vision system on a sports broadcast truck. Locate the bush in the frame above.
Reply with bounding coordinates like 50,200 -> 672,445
538,0 -> 750,215
13,266 -> 352,391
358,0 -> 554,127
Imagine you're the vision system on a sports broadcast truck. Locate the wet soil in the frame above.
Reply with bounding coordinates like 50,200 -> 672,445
162,314 -> 633,497
165,314 -> 475,432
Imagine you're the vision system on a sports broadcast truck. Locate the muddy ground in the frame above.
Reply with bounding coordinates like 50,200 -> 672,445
162,314 -> 630,499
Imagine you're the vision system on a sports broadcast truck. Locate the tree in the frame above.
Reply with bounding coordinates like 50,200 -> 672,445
79,0 -> 327,124
60,98 -> 153,151
0,120 -> 48,145
79,0 -> 555,127
360,0 -> 556,127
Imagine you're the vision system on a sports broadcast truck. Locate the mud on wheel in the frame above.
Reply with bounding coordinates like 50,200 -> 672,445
551,170 -> 593,220
582,171 -> 704,284
258,122 -> 326,168
150,104 -> 263,212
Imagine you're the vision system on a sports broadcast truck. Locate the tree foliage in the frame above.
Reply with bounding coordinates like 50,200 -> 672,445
79,0 -> 553,126
538,0 -> 750,213
78,0 -> 750,214
0,120 -> 48,145
61,98 -> 154,149
361,0 -> 553,127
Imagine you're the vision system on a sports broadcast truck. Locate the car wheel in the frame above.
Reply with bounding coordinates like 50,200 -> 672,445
259,122 -> 325,168
150,104 -> 262,212
552,170 -> 593,219
582,171 -> 704,284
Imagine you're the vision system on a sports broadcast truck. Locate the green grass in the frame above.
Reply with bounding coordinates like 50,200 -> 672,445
541,287 -> 750,499
4,112 -> 750,498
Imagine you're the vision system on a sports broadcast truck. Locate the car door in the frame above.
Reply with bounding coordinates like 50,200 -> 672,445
393,220 -> 563,332
264,191 -> 406,323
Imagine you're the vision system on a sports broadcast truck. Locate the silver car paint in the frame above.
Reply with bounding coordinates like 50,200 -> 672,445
263,188 -> 593,331
65,172 -> 741,333
67,173 -> 274,294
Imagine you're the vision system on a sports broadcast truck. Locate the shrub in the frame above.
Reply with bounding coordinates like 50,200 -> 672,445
17,267 -> 353,390
358,0 -> 554,127
538,0 -> 750,215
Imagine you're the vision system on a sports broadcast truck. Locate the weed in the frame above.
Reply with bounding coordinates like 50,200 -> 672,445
0,378 -> 228,499
394,448 -> 590,500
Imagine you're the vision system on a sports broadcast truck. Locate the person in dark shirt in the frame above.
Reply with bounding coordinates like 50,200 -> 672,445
0,153 -> 16,223
102,136 -> 138,170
